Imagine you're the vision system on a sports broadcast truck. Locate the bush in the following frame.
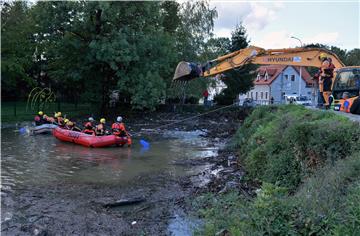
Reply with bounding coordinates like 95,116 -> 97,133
233,105 -> 360,190
196,106 -> 360,235
197,153 -> 360,236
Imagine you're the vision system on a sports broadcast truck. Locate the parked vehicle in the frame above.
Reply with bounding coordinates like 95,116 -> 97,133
284,95 -> 312,106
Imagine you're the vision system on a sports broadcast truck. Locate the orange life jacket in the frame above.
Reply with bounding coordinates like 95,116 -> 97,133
83,129 -> 95,135
112,122 -> 126,136
112,123 -> 119,129
340,99 -> 353,113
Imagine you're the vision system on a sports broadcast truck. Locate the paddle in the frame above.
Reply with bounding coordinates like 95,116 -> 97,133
126,131 -> 150,148
139,139 -> 150,148
19,127 -> 28,135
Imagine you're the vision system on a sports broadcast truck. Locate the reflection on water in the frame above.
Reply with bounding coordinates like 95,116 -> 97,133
1,128 -> 217,189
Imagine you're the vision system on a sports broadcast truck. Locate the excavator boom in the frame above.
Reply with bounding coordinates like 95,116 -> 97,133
173,46 -> 345,81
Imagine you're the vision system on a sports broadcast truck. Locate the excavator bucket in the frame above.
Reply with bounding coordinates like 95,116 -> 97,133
173,61 -> 202,81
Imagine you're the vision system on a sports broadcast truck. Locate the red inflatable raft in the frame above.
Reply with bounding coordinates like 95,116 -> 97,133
53,127 -> 130,148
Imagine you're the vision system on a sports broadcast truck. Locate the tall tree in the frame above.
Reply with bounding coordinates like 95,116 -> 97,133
345,48 -> 360,66
1,0 -> 219,110
229,23 -> 249,52
166,0 -> 218,103
214,23 -> 255,105
1,2 -> 35,100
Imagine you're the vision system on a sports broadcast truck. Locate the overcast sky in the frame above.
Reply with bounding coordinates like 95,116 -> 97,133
209,0 -> 359,50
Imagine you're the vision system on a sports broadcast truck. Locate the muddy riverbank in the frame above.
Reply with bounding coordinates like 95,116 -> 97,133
1,107 -> 250,235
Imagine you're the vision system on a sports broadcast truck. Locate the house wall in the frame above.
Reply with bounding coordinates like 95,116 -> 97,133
270,67 -> 312,103
239,85 -> 270,104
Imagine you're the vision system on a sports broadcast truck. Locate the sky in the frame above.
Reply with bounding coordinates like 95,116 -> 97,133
210,0 -> 360,50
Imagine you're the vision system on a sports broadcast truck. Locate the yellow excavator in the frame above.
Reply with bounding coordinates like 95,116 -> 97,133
173,46 -> 360,111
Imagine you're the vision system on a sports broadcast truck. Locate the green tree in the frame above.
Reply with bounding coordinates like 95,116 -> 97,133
229,23 -> 249,52
345,48 -> 360,66
214,23 -> 255,105
30,1 -> 176,111
2,0 -> 219,111
1,1 -> 35,100
167,0 -> 218,103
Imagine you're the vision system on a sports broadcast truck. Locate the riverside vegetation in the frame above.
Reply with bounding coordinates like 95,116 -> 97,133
194,105 -> 360,235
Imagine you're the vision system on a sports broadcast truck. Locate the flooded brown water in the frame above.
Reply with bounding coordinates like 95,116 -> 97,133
1,126 -> 219,234
1,128 -> 217,189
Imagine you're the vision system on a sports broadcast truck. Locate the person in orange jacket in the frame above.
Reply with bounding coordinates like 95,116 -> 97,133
319,54 -> 335,109
112,116 -> 132,146
340,92 -> 354,113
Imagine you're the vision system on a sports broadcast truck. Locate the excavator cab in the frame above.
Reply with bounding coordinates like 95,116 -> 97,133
332,66 -> 360,110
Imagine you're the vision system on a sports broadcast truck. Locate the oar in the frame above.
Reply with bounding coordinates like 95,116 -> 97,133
19,127 -> 28,135
139,139 -> 150,148
126,131 -> 150,148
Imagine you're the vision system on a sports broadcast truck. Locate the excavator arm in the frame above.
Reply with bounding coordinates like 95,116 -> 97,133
173,46 -> 345,81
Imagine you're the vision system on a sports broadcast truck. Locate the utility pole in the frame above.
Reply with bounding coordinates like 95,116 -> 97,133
291,36 -> 303,97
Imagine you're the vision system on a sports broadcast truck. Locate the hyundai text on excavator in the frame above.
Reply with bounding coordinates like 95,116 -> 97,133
173,46 -> 360,110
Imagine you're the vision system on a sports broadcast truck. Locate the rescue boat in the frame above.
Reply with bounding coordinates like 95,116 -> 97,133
52,127 -> 130,148
31,124 -> 58,135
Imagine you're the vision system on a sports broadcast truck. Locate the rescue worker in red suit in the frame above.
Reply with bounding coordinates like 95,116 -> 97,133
112,116 -> 132,146
34,111 -> 47,126
83,119 -> 95,136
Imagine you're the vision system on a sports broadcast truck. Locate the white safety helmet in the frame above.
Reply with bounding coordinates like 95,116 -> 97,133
88,117 -> 94,122
116,116 -> 123,122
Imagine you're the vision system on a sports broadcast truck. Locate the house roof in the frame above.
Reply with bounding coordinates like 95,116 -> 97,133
254,65 -> 314,86
293,66 -> 313,85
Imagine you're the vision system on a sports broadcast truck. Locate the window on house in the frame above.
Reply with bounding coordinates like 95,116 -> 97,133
291,75 -> 295,81
261,92 -> 263,99
284,74 -> 288,80
265,92 -> 268,99
255,92 -> 258,100
265,72 -> 268,81
251,92 -> 253,98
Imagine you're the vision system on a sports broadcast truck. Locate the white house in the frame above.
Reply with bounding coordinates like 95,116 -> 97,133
239,65 -> 314,104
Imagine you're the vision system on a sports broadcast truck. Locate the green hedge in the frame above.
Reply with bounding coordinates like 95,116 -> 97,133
232,105 -> 359,191
196,105 -> 360,235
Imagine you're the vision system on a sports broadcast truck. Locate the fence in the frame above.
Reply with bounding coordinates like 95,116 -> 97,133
1,101 -> 95,122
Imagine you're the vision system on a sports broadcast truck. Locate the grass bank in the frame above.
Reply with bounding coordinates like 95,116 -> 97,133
195,105 -> 360,235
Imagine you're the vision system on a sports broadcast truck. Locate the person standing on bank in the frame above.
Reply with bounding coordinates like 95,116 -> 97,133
203,90 -> 209,106
319,54 -> 335,109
